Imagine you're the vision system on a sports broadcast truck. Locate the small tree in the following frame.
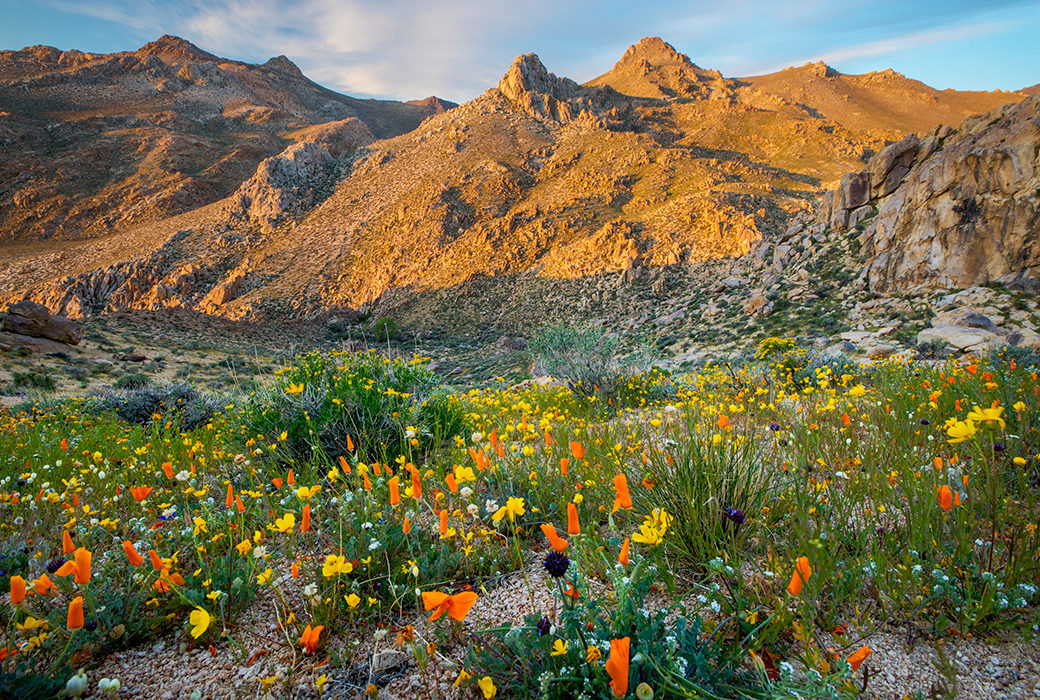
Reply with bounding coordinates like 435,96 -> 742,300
528,323 -> 654,404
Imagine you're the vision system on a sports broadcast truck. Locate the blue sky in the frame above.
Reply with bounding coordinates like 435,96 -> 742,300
1,0 -> 1037,102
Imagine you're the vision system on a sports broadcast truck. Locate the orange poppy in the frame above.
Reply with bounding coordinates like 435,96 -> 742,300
272,478 -> 283,489
9,576 -> 25,604
403,516 -> 411,534
421,591 -> 479,622
439,509 -> 448,536
347,435 -> 354,451
67,596 -> 84,630
619,538 -> 630,566
841,412 -> 850,426
61,438 -> 68,450
847,646 -> 872,672
363,473 -> 373,491
287,469 -> 295,486
605,637 -> 630,698
612,474 -> 632,513
130,486 -> 153,502
496,442 -> 505,459
938,485 -> 953,512
162,462 -> 174,478
123,541 -> 144,567
299,624 -> 324,654
235,495 -> 245,513
339,455 -> 352,474
411,469 -> 422,499
787,556 -> 812,595
540,523 -> 569,553
569,441 -> 585,460
717,414 -> 729,429
32,574 -> 56,596
74,547 -> 91,584
62,530 -> 75,555
225,484 -> 234,508
560,458 -> 569,476
301,505 -> 311,533
292,562 -> 299,578
445,474 -> 459,494
148,549 -> 164,571
55,561 -> 76,577
567,503 -> 580,535
389,476 -> 400,506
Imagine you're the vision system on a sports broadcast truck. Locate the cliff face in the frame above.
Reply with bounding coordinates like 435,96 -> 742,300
815,95 -> 1040,292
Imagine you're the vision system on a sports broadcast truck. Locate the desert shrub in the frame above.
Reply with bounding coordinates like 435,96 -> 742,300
113,372 -> 150,390
11,371 -> 56,392
372,317 -> 397,342
233,350 -> 467,465
755,336 -> 797,360
529,323 -> 655,404
85,380 -> 222,429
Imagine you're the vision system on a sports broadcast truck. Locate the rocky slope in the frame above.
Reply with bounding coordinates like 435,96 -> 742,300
0,37 -> 1031,341
0,35 -> 444,245
814,95 -> 1040,292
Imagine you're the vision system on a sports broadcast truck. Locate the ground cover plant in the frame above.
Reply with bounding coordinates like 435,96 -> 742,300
0,340 -> 1037,698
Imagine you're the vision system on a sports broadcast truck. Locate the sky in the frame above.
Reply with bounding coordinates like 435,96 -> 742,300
0,0 -> 1037,103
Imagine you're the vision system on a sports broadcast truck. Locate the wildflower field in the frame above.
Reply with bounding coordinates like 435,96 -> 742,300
1,342 -> 1038,699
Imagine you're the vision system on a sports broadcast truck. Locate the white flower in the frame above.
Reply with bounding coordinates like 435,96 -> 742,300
175,470 -> 190,482
467,504 -> 479,516
368,540 -> 382,551
471,432 -> 483,443
253,545 -> 267,558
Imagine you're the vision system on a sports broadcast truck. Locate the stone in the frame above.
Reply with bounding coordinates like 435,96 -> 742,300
839,170 -> 870,210
934,310 -> 1003,335
840,330 -> 874,344
654,309 -> 685,326
1006,328 -> 1040,349
495,336 -> 528,351
824,340 -> 856,356
118,353 -> 147,362
868,133 -> 919,198
0,331 -> 67,354
867,344 -> 897,359
2,300 -> 82,345
917,324 -> 997,352
743,293 -> 773,317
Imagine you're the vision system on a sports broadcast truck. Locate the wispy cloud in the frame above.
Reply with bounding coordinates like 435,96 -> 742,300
22,0 -> 1040,100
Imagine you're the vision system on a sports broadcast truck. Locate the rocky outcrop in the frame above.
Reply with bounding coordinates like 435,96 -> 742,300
222,142 -> 337,232
2,300 -> 81,345
815,95 -> 1040,292
497,54 -> 589,121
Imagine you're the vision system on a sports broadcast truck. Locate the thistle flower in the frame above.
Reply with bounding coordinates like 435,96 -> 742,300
543,550 -> 570,579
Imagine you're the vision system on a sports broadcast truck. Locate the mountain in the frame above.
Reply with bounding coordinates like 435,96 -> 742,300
0,37 -> 1030,339
0,35 -> 444,245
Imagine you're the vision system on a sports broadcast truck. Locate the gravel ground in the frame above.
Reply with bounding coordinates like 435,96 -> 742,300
88,564 -> 1040,700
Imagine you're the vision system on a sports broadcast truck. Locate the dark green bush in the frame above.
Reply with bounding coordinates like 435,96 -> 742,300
113,372 -> 150,390
372,317 -> 398,342
86,381 -> 222,429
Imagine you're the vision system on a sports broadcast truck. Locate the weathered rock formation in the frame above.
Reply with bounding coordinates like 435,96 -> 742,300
816,95 -> 1040,292
0,300 -> 82,351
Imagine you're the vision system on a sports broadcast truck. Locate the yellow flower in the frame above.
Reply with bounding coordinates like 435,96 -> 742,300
454,465 -> 476,483
551,639 -> 568,656
345,593 -> 362,609
236,540 -> 252,555
586,645 -> 602,664
946,418 -> 977,444
16,616 -> 48,631
477,676 -> 497,699
848,384 -> 866,397
493,496 -> 526,523
323,555 -> 354,578
192,517 -> 207,536
296,485 -> 322,501
966,405 -> 1006,430
285,383 -> 305,395
256,568 -> 274,585
315,674 -> 329,692
1013,401 -> 1027,412
454,669 -> 473,688
269,512 -> 296,533
1015,456 -> 1028,466
189,607 -> 211,639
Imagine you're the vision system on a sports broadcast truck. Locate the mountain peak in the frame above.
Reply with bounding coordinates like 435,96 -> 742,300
136,35 -> 219,64
498,53 -> 581,103
264,55 -> 303,77
618,37 -> 697,70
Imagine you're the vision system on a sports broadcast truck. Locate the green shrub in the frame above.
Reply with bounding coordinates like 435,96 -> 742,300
529,323 -> 655,404
234,350 -> 467,464
113,372 -> 150,390
372,317 -> 397,342
11,371 -> 56,391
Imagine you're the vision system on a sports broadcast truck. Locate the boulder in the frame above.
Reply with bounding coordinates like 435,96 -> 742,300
917,324 -> 997,352
868,133 -> 919,198
2,300 -> 82,345
1006,328 -> 1040,349
0,331 -> 69,354
743,293 -> 773,317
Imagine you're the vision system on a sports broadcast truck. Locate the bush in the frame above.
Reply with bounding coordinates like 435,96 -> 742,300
85,381 -> 222,429
529,323 -> 655,404
11,371 -> 56,391
113,372 -> 150,390
234,350 -> 467,464
372,317 -> 397,342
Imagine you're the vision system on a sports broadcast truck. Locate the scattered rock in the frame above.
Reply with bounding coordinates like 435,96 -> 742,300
917,324 -> 997,352
2,300 -> 82,345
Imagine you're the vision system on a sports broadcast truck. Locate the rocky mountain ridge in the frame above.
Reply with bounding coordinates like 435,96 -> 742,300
0,35 -> 446,245
0,36 -> 1034,346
